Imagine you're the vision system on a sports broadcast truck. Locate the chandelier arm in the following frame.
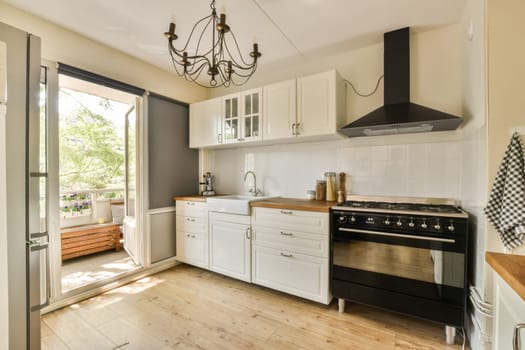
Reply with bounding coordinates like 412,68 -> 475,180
225,30 -> 254,66
191,15 -> 215,64
223,39 -> 257,69
180,13 -> 215,52
187,61 -> 210,80
185,57 -> 212,75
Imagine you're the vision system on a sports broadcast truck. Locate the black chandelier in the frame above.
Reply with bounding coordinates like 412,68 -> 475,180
164,0 -> 262,88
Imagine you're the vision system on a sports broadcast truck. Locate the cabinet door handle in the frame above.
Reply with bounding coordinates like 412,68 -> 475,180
280,210 -> 293,215
218,133 -> 222,143
245,227 -> 251,239
514,323 -> 525,350
296,123 -> 301,135
186,233 -> 190,237
291,123 -> 296,135
191,234 -> 196,238
280,252 -> 293,258
280,231 -> 293,236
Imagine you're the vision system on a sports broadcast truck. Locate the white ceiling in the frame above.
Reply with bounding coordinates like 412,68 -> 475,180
5,0 -> 467,73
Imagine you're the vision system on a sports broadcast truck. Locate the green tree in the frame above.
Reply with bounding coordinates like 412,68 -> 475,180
59,89 -> 125,192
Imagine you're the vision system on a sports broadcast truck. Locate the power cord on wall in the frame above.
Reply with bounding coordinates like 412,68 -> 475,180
344,75 -> 384,97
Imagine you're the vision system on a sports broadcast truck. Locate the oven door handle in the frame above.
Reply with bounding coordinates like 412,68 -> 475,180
338,227 -> 456,243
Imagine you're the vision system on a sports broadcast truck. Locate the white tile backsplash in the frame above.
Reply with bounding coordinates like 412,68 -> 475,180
207,138 -> 465,200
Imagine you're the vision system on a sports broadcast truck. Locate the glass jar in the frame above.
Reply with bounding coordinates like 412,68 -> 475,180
315,180 -> 326,201
325,172 -> 336,201
306,190 -> 316,200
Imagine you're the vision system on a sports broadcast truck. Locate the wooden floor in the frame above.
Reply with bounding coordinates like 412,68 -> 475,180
61,250 -> 139,292
42,264 -> 468,350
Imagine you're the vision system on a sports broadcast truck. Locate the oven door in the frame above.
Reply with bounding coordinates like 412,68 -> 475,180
332,226 -> 466,305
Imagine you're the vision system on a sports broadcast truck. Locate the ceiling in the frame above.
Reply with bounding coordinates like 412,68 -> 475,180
5,0 -> 467,74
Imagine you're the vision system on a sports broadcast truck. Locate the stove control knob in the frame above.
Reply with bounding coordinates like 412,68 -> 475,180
350,216 -> 356,223
396,220 -> 403,226
338,216 -> 347,224
448,224 -> 455,232
434,224 -> 441,230
421,222 -> 428,229
408,221 -> 415,228
384,219 -> 391,225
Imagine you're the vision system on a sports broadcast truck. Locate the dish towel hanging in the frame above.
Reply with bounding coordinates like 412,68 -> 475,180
484,132 -> 525,249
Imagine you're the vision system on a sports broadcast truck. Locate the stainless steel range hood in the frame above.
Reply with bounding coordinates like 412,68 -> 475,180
340,27 -> 463,138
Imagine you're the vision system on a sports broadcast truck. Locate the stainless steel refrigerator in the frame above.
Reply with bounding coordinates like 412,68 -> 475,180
0,21 -> 48,350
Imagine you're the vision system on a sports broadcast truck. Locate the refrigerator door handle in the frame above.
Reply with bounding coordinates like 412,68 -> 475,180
29,239 -> 50,312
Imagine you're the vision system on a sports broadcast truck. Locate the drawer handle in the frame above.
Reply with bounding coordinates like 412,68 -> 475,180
280,252 -> 293,258
186,234 -> 190,237
514,323 -> 525,350
280,232 -> 293,236
186,218 -> 195,222
186,202 -> 195,206
191,234 -> 196,238
280,210 -> 293,215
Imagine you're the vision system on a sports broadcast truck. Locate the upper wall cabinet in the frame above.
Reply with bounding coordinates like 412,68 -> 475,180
189,70 -> 346,148
263,79 -> 297,141
241,88 -> 262,142
222,89 -> 262,144
296,70 -> 346,137
221,93 -> 241,144
189,97 -> 222,148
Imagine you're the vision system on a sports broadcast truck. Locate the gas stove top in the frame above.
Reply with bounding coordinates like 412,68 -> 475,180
332,195 -> 468,218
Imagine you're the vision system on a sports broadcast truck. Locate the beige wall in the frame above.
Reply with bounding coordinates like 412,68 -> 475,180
0,3 -> 207,104
487,0 -> 525,255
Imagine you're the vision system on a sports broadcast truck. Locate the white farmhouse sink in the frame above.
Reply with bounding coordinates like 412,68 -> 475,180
207,195 -> 272,215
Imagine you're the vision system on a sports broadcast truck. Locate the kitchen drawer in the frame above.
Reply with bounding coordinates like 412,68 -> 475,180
253,207 -> 328,234
252,245 -> 330,304
176,215 -> 207,235
253,226 -> 328,258
175,200 -> 208,218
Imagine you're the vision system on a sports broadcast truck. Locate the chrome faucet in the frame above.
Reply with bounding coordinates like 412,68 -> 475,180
243,171 -> 262,196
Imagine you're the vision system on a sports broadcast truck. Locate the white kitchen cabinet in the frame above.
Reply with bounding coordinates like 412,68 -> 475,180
252,225 -> 328,258
175,200 -> 209,269
240,88 -> 262,142
252,207 -> 331,304
263,79 -> 296,140
209,212 -> 251,282
296,70 -> 346,137
252,245 -> 329,304
253,207 -> 329,235
493,273 -> 525,350
222,93 -> 241,144
189,97 -> 222,148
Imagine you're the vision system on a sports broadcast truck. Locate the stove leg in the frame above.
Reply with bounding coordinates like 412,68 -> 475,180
445,325 -> 456,345
338,298 -> 345,313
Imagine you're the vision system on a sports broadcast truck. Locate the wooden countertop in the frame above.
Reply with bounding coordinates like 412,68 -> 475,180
486,252 -> 525,300
173,195 -> 211,202
249,197 -> 336,213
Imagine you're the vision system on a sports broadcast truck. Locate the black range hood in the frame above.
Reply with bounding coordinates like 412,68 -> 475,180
340,27 -> 463,137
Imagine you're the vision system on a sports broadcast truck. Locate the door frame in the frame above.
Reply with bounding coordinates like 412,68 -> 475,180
44,61 -> 148,305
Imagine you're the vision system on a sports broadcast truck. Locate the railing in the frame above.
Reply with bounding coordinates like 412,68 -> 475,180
60,188 -> 124,228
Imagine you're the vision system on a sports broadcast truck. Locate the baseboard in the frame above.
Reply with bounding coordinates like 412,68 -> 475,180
42,259 -> 180,314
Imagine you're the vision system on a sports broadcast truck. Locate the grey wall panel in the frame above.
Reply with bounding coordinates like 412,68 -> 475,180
150,211 -> 176,263
148,95 -> 198,209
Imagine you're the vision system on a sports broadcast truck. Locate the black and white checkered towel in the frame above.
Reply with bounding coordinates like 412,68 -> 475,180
484,132 -> 525,249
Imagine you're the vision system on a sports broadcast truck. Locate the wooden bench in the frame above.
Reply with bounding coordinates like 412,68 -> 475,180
61,223 -> 121,262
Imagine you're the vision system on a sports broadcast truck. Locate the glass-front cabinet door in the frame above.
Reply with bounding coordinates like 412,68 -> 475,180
241,88 -> 262,142
222,93 -> 240,143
